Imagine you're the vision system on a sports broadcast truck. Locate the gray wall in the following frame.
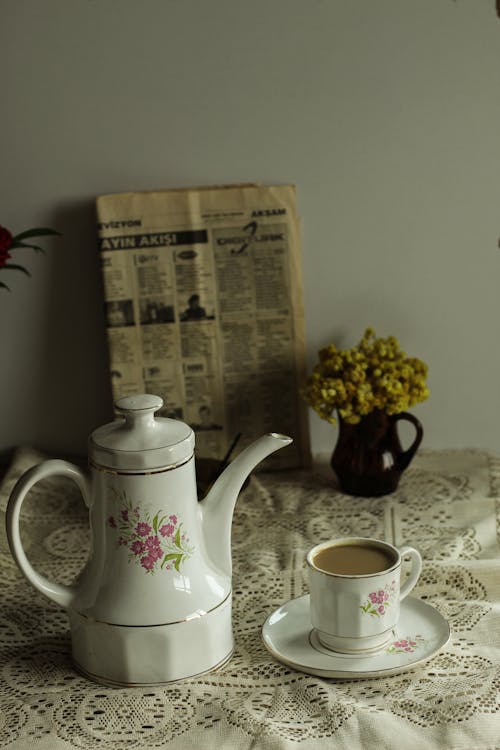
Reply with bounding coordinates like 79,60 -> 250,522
1,0 -> 499,458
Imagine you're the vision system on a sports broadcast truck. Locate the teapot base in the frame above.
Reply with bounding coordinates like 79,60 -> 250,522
69,593 -> 233,685
73,650 -> 233,687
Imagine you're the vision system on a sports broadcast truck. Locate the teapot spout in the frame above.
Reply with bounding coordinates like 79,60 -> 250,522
199,433 -> 292,577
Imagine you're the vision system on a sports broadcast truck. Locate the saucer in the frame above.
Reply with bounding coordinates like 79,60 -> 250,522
262,595 -> 450,679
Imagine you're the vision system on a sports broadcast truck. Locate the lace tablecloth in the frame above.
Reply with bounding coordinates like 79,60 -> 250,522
0,447 -> 499,749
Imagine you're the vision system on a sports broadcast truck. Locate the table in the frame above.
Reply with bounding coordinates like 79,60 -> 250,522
0,447 -> 499,749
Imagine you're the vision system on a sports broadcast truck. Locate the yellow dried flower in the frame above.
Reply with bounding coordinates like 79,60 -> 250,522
301,328 -> 429,423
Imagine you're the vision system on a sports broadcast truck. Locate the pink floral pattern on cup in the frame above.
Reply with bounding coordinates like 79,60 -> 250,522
360,580 -> 397,617
386,634 -> 426,654
107,489 -> 193,574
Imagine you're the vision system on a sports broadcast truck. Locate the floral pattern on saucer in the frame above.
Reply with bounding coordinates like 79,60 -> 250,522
386,634 -> 426,654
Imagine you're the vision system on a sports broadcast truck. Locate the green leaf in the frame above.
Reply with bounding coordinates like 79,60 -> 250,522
161,553 -> 180,568
174,555 -> 182,572
152,513 -> 159,533
3,263 -> 31,277
174,526 -> 181,548
12,228 -> 61,241
10,241 -> 46,253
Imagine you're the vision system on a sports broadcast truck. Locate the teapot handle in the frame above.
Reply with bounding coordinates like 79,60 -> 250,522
6,459 -> 91,609
392,412 -> 424,471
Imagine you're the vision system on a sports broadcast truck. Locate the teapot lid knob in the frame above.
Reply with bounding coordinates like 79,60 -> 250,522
115,393 -> 163,427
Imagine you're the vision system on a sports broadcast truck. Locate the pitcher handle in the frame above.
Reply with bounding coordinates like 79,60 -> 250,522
6,459 -> 90,609
392,412 -> 423,471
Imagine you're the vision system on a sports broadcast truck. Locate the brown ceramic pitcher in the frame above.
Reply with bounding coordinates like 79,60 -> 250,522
330,409 -> 423,497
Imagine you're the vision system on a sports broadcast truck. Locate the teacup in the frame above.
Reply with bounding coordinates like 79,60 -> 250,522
306,537 -> 422,653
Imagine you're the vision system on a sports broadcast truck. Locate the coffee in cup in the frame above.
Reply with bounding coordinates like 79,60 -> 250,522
312,542 -> 397,576
307,537 -> 422,653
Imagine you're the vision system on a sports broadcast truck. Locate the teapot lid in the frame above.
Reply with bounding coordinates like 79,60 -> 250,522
90,394 -> 195,472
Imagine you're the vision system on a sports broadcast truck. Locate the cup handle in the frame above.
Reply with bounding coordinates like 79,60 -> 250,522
6,459 -> 91,609
398,545 -> 422,600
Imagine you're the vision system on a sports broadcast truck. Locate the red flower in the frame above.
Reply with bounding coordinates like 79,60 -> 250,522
160,523 -> 174,537
140,554 -> 156,571
145,534 -> 160,550
130,540 -> 146,555
0,226 -> 13,268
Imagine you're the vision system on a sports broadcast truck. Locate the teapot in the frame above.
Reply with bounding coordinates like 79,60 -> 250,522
6,394 -> 292,686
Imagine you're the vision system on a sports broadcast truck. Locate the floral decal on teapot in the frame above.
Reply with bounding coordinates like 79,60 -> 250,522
360,580 -> 397,617
107,489 -> 193,574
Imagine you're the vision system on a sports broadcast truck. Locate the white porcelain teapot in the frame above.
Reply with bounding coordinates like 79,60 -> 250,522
6,394 -> 292,686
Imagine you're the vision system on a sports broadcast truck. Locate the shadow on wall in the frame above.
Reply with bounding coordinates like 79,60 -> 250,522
33,199 -> 114,456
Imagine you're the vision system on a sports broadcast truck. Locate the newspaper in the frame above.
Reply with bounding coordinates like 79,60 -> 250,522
95,184 -> 310,469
